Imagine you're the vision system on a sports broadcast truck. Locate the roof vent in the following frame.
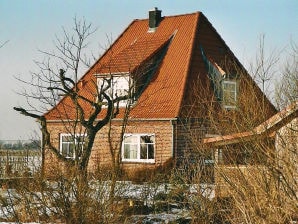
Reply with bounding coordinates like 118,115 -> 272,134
148,7 -> 162,32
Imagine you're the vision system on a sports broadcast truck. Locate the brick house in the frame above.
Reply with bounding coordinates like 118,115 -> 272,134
43,8 -> 276,178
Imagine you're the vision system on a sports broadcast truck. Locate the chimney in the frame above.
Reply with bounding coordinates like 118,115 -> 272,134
148,7 -> 162,31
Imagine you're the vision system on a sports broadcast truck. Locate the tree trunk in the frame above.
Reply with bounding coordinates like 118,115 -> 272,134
75,165 -> 89,224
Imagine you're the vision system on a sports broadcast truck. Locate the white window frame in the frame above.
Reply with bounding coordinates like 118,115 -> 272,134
59,133 -> 86,159
222,80 -> 237,109
214,148 -> 223,164
96,73 -> 133,107
122,133 -> 155,163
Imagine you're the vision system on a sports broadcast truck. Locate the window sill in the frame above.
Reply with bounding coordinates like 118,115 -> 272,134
121,160 -> 155,164
223,106 -> 237,110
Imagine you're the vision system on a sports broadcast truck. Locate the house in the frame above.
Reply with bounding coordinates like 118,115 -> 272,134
43,8 -> 276,179
203,100 -> 298,197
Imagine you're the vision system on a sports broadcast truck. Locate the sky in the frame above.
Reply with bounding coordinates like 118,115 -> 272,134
0,0 -> 297,140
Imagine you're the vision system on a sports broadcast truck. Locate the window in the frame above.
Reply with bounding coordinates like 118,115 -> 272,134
222,80 -> 237,109
214,148 -> 223,164
60,134 -> 86,159
97,74 -> 133,107
122,134 -> 155,163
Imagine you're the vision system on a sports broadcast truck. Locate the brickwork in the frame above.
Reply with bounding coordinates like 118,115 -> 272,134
44,120 -> 174,175
43,122 -> 77,175
175,118 -> 210,164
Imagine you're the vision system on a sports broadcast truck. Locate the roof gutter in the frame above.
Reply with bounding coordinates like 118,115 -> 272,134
46,117 -> 178,123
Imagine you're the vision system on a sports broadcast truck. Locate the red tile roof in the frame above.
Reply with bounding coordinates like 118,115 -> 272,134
203,100 -> 298,146
95,36 -> 171,74
45,12 -> 201,120
45,10 -> 271,121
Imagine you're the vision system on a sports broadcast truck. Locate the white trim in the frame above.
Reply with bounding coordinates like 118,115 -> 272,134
122,133 -> 155,163
96,74 -> 133,108
47,118 -> 178,123
94,72 -> 129,77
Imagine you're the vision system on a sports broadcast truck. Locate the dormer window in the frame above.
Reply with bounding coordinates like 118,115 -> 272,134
200,47 -> 238,110
96,73 -> 134,107
222,80 -> 237,109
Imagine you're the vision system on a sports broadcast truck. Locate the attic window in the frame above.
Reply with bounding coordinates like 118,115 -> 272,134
96,73 -> 134,107
200,47 -> 238,110
222,80 -> 237,109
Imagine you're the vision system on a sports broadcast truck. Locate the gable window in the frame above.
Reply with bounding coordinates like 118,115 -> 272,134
60,134 -> 86,159
97,74 -> 133,107
200,47 -> 238,110
122,134 -> 155,163
222,80 -> 237,109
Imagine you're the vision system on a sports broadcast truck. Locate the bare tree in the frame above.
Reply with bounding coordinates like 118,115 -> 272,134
165,37 -> 296,223
0,40 -> 9,48
249,34 -> 281,108
275,41 -> 298,109
13,17 -> 134,177
200,42 -> 297,223
12,17 -> 135,223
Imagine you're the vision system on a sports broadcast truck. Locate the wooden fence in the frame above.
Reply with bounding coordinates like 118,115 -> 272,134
0,149 -> 41,179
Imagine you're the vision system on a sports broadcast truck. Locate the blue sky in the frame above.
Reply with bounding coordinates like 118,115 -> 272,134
0,0 -> 297,140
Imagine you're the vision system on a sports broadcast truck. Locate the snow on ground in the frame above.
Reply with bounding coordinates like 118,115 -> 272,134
0,182 -> 215,223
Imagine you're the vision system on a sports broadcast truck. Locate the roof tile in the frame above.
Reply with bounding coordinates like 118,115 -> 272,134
45,12 -> 201,120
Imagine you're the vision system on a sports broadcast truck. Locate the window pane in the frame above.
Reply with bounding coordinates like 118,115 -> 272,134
140,135 -> 155,144
68,143 -> 74,158
140,135 -> 155,160
113,76 -> 129,97
148,144 -> 154,159
76,135 -> 85,143
124,135 -> 137,143
224,91 -> 236,104
97,78 -> 110,91
222,81 -> 236,107
97,78 -> 112,103
223,82 -> 235,90
62,143 -> 68,157
62,135 -> 72,142
124,144 -> 137,159
140,144 -> 148,159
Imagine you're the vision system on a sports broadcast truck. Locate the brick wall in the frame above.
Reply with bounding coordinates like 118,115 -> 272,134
175,118 -> 209,165
44,119 -> 174,176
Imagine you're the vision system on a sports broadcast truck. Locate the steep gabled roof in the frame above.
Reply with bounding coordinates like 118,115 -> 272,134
95,12 -> 201,119
45,12 -> 201,120
203,100 -> 298,146
45,10 -> 274,121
